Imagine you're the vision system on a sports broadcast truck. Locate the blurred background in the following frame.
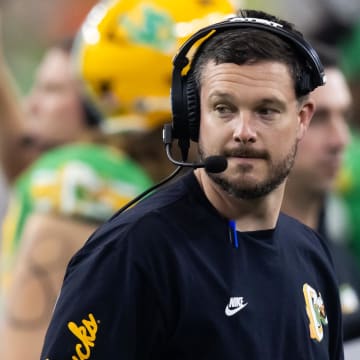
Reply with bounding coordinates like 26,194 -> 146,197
2,0 -> 360,93
1,0 -> 99,93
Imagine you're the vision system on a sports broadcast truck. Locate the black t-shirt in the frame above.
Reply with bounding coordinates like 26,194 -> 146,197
41,172 -> 343,359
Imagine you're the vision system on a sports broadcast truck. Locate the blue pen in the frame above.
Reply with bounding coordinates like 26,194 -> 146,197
229,220 -> 238,248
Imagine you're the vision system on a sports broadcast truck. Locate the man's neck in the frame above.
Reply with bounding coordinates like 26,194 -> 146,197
194,169 -> 284,231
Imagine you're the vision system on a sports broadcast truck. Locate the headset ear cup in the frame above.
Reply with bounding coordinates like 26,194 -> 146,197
186,74 -> 200,142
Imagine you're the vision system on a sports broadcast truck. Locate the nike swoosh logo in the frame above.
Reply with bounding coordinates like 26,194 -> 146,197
225,302 -> 248,316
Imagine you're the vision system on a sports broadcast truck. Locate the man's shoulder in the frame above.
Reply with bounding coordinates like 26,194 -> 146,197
107,174 -> 194,229
278,212 -> 325,244
279,212 -> 318,232
73,191 -> 188,268
278,212 -> 332,260
86,173 -> 199,247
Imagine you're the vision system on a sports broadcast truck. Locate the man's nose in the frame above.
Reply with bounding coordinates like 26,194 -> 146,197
232,112 -> 257,144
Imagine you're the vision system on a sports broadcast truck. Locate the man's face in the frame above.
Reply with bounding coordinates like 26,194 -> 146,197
289,67 -> 351,195
197,61 -> 314,199
23,48 -> 87,148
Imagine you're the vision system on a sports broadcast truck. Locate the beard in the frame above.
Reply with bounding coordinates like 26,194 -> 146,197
199,141 -> 298,200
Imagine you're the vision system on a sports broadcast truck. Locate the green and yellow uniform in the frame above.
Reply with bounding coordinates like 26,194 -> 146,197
1,142 -> 153,293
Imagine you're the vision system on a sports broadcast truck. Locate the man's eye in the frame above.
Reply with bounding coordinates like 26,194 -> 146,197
215,104 -> 232,114
257,107 -> 279,119
258,108 -> 275,115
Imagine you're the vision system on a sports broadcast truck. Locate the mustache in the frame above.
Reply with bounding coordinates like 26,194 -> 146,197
223,147 -> 269,160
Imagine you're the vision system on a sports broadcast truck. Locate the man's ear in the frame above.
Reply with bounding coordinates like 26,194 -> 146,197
296,98 -> 315,141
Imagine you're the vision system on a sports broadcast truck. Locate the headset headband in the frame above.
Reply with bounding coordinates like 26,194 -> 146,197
173,17 -> 325,84
170,16 -> 326,159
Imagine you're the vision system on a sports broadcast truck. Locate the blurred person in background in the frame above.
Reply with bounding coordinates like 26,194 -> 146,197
290,0 -> 360,273
72,0 -> 237,181
0,27 -> 153,360
281,43 -> 360,341
333,20 -> 360,272
0,0 -> 236,359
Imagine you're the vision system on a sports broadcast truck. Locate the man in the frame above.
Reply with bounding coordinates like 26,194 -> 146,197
0,1 -> 236,359
41,10 -> 343,359
282,43 -> 360,341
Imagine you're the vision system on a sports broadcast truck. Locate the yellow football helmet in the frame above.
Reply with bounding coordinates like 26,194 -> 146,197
73,0 -> 236,133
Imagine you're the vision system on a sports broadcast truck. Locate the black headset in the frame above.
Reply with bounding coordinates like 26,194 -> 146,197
169,16 -> 326,159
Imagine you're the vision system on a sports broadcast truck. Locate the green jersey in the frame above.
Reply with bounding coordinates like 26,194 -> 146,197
336,131 -> 360,262
1,143 -> 153,291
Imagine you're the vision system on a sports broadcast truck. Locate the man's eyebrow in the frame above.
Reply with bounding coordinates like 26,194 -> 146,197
208,93 -> 288,111
208,92 -> 236,101
256,98 -> 287,110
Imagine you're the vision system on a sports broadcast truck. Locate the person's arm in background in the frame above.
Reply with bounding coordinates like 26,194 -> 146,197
0,140 -> 154,360
0,212 -> 98,360
0,28 -> 39,184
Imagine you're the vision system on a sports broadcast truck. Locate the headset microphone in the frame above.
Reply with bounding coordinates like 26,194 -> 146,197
111,124 -> 227,218
163,123 -> 227,173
